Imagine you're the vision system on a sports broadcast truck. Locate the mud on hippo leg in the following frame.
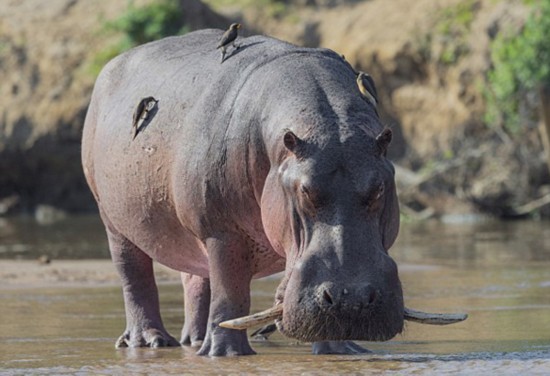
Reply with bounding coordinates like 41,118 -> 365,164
106,227 -> 179,348
312,341 -> 371,355
197,235 -> 255,356
181,273 -> 210,347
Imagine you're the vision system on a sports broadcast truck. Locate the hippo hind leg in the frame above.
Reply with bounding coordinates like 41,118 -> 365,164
180,273 -> 210,347
106,226 -> 179,348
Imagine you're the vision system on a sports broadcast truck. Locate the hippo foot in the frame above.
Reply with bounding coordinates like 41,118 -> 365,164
180,333 -> 204,348
115,328 -> 180,348
196,330 -> 256,356
312,341 -> 371,355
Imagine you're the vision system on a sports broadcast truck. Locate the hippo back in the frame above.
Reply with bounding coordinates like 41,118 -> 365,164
81,29 -> 380,279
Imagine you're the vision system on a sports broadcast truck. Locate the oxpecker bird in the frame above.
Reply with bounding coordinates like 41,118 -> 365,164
356,72 -> 378,111
217,23 -> 241,62
132,96 -> 158,139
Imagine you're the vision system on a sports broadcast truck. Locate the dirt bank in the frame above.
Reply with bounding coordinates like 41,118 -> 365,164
1,0 -> 548,218
0,259 -> 181,290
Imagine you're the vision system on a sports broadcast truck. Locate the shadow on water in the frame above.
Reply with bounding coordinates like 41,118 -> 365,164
0,215 -> 109,259
1,215 -> 550,374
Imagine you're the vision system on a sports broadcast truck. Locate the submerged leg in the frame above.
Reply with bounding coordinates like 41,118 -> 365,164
181,273 -> 210,347
312,341 -> 370,355
249,324 -> 370,354
250,323 -> 277,341
107,227 -> 179,348
197,235 -> 255,356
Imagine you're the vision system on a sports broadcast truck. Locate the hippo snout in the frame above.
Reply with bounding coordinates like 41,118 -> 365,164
279,281 -> 404,342
278,251 -> 404,343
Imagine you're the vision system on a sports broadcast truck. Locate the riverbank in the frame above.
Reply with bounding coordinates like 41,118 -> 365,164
2,0 -> 550,219
0,259 -> 181,290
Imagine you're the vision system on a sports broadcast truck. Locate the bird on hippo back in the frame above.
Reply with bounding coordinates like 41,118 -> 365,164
81,27 -> 467,357
217,23 -> 241,62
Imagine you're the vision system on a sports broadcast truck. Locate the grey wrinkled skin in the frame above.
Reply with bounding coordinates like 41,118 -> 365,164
81,29 -> 403,357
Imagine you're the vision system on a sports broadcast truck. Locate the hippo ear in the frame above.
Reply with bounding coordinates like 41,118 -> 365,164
283,130 -> 304,155
375,128 -> 392,156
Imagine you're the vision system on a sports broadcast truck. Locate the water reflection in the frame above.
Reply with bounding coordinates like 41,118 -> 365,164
393,219 -> 550,267
1,215 -> 550,265
0,215 -> 109,259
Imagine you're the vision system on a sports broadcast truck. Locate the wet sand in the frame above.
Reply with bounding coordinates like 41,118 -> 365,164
0,260 -> 444,290
0,259 -> 180,290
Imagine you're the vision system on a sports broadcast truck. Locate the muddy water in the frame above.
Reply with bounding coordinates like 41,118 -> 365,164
1,216 -> 550,375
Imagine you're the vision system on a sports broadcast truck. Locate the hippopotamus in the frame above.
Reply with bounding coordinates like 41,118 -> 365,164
82,29 -> 465,357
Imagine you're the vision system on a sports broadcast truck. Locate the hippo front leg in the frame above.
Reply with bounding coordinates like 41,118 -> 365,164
197,235 -> 255,356
181,273 -> 210,347
107,228 -> 179,348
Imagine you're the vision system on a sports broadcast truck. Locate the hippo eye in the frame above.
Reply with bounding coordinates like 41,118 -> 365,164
361,183 -> 385,208
374,183 -> 385,201
300,185 -> 313,201
300,185 -> 324,209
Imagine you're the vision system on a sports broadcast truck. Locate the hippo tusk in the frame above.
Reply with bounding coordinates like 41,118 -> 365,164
219,305 -> 283,330
404,307 -> 468,325
219,305 -> 468,330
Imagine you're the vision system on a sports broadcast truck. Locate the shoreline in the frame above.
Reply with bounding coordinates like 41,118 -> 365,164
0,259 -> 442,291
0,259 -> 181,290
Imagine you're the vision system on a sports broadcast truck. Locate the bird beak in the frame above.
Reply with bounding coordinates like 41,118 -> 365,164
237,24 -> 242,29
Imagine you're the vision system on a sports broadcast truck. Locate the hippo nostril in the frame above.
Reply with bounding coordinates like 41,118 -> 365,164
323,289 -> 334,305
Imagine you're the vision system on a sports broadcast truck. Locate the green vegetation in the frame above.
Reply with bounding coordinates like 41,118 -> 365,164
436,0 -> 477,64
485,1 -> 550,133
414,0 -> 478,66
90,0 -> 189,76
105,0 -> 188,47
434,0 -> 478,65
203,0 -> 289,19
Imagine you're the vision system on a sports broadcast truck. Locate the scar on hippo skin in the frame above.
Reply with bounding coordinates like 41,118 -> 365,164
217,23 -> 241,63
356,72 -> 379,116
132,96 -> 158,139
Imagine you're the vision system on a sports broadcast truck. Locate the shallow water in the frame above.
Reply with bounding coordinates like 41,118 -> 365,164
1,216 -> 550,375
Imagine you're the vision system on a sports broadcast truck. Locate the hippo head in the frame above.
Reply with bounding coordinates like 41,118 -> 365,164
261,124 -> 403,342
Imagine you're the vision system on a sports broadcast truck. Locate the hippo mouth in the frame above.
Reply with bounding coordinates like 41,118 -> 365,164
219,304 -> 467,330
